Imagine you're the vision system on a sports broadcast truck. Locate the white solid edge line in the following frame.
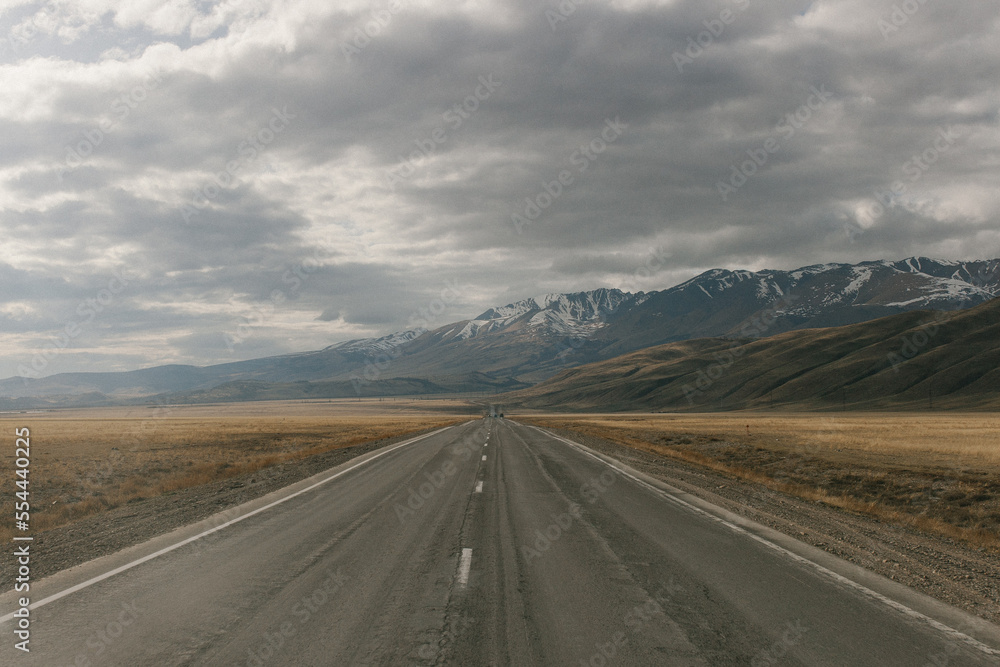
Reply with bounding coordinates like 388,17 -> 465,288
457,548 -> 473,587
0,423 -> 459,624
525,423 -> 1000,658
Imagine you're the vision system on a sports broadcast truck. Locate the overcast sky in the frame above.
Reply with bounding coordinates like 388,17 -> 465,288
1,0 -> 998,377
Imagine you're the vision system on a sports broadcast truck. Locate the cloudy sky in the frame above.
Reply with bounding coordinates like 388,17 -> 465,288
1,0 -> 998,377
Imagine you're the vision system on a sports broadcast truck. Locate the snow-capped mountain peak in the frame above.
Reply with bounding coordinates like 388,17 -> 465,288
457,288 -> 636,340
320,257 -> 998,360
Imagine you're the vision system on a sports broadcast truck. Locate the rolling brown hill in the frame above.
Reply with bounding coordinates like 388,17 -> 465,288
499,297 -> 1000,412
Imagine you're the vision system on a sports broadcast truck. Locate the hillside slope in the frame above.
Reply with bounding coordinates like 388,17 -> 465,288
500,297 -> 1000,412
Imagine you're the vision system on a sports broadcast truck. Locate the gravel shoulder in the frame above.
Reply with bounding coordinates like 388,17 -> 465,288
536,424 -> 1000,625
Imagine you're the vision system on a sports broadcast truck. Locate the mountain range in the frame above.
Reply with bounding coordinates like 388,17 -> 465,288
500,292 -> 1000,412
2,257 -> 997,408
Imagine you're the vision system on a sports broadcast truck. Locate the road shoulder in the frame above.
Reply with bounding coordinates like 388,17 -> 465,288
530,423 -> 1000,631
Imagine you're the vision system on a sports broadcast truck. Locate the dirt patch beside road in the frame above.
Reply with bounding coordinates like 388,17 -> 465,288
0,413 -> 463,543
0,417 -> 462,585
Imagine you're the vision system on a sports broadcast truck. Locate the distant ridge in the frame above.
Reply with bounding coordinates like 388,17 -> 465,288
1,257 -> 997,408
499,296 -> 1000,412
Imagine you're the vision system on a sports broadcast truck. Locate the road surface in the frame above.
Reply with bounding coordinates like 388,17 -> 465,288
2,419 -> 999,665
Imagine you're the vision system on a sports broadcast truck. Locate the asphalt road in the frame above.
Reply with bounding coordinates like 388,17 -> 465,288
2,419 -> 999,665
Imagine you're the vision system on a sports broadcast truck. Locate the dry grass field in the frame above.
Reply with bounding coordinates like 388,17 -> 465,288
0,399 -> 468,542
520,412 -> 1000,550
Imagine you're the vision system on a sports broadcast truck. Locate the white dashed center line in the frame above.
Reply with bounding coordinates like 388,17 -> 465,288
457,548 -> 473,587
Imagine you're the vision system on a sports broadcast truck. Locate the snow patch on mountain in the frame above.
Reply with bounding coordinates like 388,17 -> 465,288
461,289 -> 636,340
455,319 -> 504,340
326,329 -> 423,355
883,277 -> 990,307
755,277 -> 786,299
788,263 -> 846,281
843,265 -> 874,296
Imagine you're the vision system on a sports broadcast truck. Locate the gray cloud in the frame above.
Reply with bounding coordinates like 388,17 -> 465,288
0,0 -> 998,376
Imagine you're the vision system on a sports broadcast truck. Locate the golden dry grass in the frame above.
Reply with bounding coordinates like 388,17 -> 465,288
0,402 -> 466,542
521,412 -> 1000,550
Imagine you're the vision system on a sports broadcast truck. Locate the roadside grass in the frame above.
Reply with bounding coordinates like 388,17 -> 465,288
0,414 -> 463,542
520,413 -> 1000,551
